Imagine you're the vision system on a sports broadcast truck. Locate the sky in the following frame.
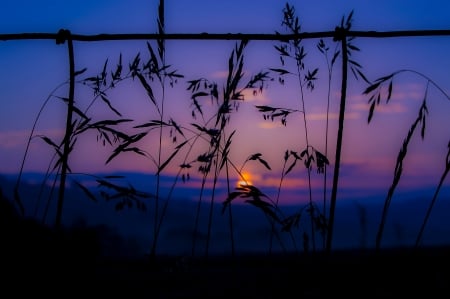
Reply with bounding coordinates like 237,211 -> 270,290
1,0 -> 450,210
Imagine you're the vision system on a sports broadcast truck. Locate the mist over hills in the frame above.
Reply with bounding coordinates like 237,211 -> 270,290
1,172 -> 450,258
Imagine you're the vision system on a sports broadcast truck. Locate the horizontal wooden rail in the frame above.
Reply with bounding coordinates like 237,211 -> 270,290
2,29 -> 450,42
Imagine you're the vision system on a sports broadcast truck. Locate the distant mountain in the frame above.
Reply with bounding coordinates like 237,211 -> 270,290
1,172 -> 449,257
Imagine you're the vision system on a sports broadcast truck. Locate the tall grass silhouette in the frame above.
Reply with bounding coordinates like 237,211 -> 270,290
185,40 -> 273,256
14,32 -> 153,227
362,69 -> 450,250
3,1 -> 450,266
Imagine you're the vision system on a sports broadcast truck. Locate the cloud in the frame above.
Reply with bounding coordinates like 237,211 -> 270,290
0,130 -> 29,149
305,112 -> 360,121
257,121 -> 284,129
211,70 -> 229,79
350,101 -> 407,114
347,82 -> 425,116
0,129 -> 64,146
240,89 -> 270,103
0,129 -> 65,173
261,175 -> 308,189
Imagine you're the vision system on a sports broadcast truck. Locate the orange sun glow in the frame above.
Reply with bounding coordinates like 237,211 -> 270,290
237,171 -> 253,187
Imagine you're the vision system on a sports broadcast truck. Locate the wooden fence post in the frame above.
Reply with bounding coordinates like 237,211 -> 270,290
55,29 -> 75,230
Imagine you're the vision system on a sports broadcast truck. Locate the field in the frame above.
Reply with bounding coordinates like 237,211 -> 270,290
2,2 -> 450,297
3,245 -> 450,297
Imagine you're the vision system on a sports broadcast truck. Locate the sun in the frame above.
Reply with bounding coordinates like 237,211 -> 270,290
237,171 -> 253,187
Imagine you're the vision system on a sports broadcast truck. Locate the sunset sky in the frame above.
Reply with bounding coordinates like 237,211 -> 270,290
1,0 -> 450,207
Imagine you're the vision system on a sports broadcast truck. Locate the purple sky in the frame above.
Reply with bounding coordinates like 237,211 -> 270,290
1,0 -> 450,206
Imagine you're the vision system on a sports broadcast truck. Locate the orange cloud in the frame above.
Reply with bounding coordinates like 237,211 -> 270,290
211,70 -> 229,79
350,102 -> 407,114
305,112 -> 360,121
347,81 -> 426,116
240,89 -> 270,103
261,176 -> 308,189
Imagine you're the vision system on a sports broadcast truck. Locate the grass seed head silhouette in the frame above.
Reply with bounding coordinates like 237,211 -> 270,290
5,1 -> 450,265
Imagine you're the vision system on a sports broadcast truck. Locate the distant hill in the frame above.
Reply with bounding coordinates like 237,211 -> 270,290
1,172 -> 450,258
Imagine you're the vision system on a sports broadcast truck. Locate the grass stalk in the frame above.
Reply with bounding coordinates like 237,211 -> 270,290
269,152 -> 298,254
296,66 -> 316,252
192,172 -> 208,257
318,40 -> 338,249
150,0 -> 166,258
375,99 -> 428,250
55,30 -> 75,229
205,149 -> 220,258
14,82 -> 67,218
326,27 -> 348,253
415,143 -> 450,247
224,152 -> 236,257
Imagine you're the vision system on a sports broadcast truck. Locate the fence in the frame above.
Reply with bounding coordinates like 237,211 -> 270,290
1,3 -> 450,256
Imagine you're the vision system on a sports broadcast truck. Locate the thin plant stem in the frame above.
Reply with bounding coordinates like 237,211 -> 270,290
42,166 -> 60,224
205,147 -> 221,258
226,167 -> 236,257
192,172 -> 208,257
375,97 -> 428,250
296,64 -> 316,252
34,152 -> 59,219
224,144 -> 235,256
415,146 -> 450,247
269,157 -> 288,254
321,42 -> 338,249
151,0 -> 165,258
391,69 -> 450,101
14,82 -> 66,217
364,70 -> 448,250
326,30 -> 348,253
188,115 -> 225,257
269,154 -> 298,254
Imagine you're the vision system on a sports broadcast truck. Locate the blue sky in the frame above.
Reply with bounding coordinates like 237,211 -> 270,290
1,0 -> 450,256
1,0 -> 449,205
3,0 -> 450,33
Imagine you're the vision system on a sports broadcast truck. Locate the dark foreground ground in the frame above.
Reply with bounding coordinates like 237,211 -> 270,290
3,246 -> 450,298
1,191 -> 449,297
